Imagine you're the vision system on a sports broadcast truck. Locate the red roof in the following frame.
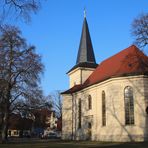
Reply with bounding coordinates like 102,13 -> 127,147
8,113 -> 33,130
61,84 -> 82,94
33,108 -> 54,117
62,45 -> 148,94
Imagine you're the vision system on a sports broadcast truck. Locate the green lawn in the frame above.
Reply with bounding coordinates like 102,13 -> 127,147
0,139 -> 148,148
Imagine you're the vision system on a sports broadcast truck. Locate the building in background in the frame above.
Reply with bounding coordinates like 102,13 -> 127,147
0,108 -> 60,138
8,113 -> 32,137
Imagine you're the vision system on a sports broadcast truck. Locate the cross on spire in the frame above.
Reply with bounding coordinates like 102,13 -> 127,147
84,8 -> 86,18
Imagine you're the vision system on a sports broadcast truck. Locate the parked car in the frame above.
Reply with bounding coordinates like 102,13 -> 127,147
41,132 -> 57,139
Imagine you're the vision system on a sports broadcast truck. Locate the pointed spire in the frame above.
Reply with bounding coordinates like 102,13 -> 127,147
76,13 -> 96,65
67,11 -> 98,74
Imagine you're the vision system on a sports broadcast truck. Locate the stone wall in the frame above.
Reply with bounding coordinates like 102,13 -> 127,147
62,75 -> 148,141
68,67 -> 95,88
62,94 -> 73,140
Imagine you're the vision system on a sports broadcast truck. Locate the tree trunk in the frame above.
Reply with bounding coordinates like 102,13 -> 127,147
1,45 -> 12,143
1,104 -> 9,143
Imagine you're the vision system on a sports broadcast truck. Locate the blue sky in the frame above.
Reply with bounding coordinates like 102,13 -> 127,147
13,0 -> 148,95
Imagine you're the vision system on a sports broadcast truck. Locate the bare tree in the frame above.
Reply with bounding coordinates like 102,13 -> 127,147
47,90 -> 62,118
0,25 -> 44,143
0,0 -> 45,23
131,13 -> 148,50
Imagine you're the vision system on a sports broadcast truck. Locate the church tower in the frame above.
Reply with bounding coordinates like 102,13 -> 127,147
68,11 -> 98,88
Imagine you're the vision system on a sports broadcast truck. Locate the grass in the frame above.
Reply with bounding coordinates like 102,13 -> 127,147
0,138 -> 148,148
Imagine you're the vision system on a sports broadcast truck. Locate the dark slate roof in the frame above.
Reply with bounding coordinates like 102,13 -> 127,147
67,62 -> 98,74
62,45 -> 148,94
68,17 -> 97,73
76,17 -> 96,64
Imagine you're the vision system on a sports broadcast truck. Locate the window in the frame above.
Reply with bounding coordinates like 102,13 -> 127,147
146,106 -> 148,115
102,91 -> 106,126
88,95 -> 92,110
124,86 -> 134,125
14,131 -> 18,135
78,98 -> 81,128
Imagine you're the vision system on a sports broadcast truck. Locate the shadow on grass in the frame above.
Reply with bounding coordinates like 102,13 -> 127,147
1,139 -> 148,148
88,142 -> 148,148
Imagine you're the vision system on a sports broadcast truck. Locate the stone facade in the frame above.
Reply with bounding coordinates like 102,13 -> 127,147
61,15 -> 148,142
62,94 -> 73,139
62,75 -> 148,141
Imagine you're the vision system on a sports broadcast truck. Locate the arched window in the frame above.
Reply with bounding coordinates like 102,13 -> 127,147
102,91 -> 106,126
88,95 -> 92,110
146,106 -> 148,115
78,98 -> 81,128
124,86 -> 134,125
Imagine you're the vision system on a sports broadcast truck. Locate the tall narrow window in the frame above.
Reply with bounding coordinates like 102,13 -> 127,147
124,86 -> 134,125
78,98 -> 81,128
88,95 -> 92,110
102,91 -> 106,126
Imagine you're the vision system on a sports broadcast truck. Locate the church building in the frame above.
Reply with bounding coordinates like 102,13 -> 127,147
61,14 -> 148,142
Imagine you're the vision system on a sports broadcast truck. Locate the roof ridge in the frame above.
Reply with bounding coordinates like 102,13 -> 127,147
99,45 -> 140,65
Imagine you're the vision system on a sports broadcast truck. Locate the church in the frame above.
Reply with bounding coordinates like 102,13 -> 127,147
61,14 -> 148,142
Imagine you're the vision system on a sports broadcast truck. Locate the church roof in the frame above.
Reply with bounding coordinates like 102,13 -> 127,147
68,16 -> 98,73
62,45 -> 148,94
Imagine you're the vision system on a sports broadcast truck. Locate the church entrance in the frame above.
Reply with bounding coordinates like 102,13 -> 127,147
84,115 -> 93,140
87,122 -> 92,140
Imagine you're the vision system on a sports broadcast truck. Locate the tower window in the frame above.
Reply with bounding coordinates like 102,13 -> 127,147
124,86 -> 134,125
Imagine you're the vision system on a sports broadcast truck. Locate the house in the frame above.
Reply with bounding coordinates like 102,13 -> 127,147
7,109 -> 59,138
57,117 -> 62,132
61,14 -> 148,142
42,109 -> 58,136
32,108 -> 58,136
8,113 -> 32,137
